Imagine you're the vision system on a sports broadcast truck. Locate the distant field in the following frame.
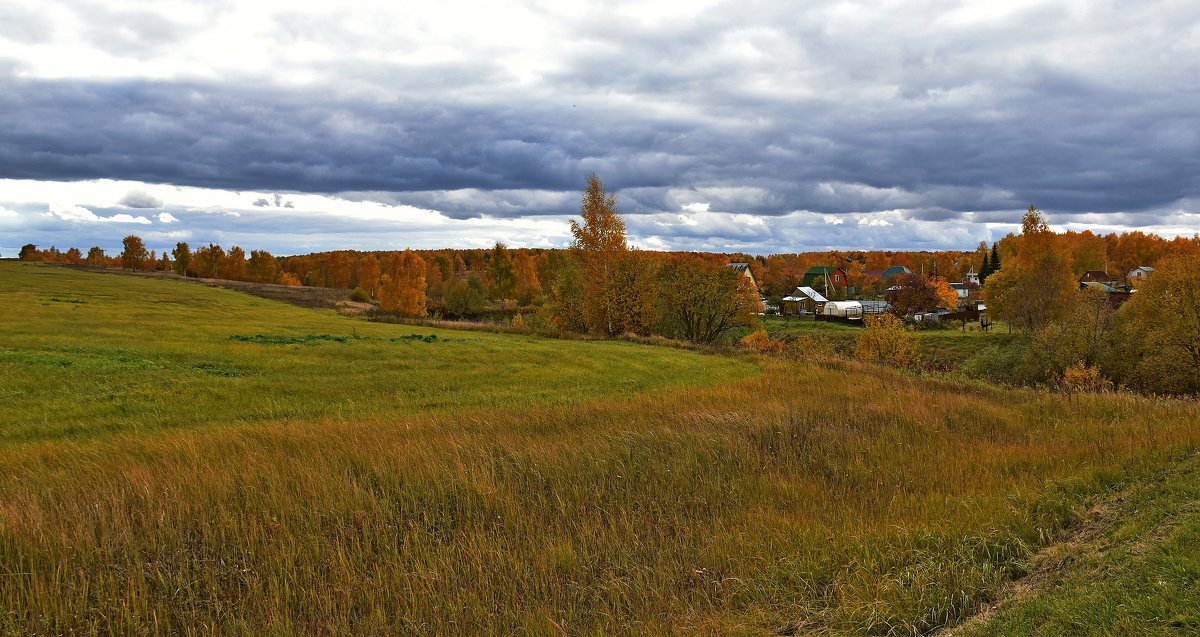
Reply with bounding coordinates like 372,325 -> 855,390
762,316 -> 1018,370
0,263 -> 755,441
1,263 -> 1198,636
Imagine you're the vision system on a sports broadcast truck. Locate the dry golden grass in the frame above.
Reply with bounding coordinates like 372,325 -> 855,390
2,264 -> 1199,635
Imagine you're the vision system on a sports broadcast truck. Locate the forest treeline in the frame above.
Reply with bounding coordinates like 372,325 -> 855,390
15,179 -> 1200,368
20,215 -> 1192,306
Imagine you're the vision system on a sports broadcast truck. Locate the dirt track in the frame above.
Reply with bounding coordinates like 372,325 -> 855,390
64,265 -> 353,310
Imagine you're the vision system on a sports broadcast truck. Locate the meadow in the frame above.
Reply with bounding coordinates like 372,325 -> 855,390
761,316 -> 1018,371
1,262 -> 1198,636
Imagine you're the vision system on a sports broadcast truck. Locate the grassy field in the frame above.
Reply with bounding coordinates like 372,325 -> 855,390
2,263 -> 1198,636
762,316 -> 1018,371
0,263 -> 754,441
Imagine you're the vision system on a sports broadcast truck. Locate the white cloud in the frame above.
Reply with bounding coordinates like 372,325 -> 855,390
46,203 -> 150,224
157,212 -> 179,223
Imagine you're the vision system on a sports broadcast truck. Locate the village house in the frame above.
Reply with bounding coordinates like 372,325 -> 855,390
726,262 -> 758,289
780,285 -> 827,316
802,266 -> 848,292
1081,281 -> 1134,309
863,265 -> 912,282
1127,266 -> 1155,281
1079,270 -> 1122,287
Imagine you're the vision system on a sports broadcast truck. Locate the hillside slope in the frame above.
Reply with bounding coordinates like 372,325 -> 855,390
1,262 -> 1197,636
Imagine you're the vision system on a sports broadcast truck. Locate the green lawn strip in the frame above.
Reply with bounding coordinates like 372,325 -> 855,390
949,452 -> 1200,636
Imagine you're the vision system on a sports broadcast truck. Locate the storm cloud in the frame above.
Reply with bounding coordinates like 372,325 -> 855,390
1,0 -> 1198,254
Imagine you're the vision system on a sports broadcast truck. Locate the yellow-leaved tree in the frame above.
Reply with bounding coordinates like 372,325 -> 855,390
569,173 -> 628,336
1104,249 -> 1200,394
377,249 -> 427,317
984,206 -> 1076,332
856,313 -> 921,368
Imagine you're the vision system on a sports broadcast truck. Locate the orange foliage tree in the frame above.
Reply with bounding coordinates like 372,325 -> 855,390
377,249 -> 427,317
119,235 -> 149,270
514,253 -> 542,305
984,207 -> 1077,333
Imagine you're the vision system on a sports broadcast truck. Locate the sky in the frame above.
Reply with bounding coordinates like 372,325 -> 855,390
1,0 -> 1198,257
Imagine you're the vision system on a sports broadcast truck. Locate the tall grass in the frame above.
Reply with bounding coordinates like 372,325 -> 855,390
2,263 -> 1199,635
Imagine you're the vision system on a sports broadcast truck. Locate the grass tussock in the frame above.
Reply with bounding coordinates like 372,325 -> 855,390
2,263 -> 1199,636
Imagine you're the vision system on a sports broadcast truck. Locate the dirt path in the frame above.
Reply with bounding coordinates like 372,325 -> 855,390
65,264 -> 353,309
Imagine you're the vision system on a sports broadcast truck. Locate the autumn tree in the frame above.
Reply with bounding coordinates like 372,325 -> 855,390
356,254 -> 382,294
326,252 -> 354,289
1104,249 -> 1200,394
857,313 -> 920,368
156,253 -> 170,271
191,244 -> 225,279
886,273 -> 958,316
19,244 -> 39,261
424,258 -> 445,300
566,174 -> 631,335
120,235 -> 149,270
86,246 -> 106,266
984,207 -> 1076,333
514,252 -> 542,305
548,258 -> 587,332
222,246 -> 247,281
656,255 -> 759,343
486,242 -> 517,300
247,250 -> 279,283
444,272 -> 487,317
1024,286 -> 1115,383
172,242 -> 191,276
607,251 -> 660,336
377,249 -> 426,317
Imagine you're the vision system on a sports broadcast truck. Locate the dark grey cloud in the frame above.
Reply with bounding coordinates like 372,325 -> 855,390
118,189 -> 163,208
1,0 -> 1198,250
4,66 -> 1195,223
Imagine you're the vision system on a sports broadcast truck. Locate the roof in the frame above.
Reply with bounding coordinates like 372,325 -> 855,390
804,266 -> 843,275
1130,266 -> 1155,273
727,262 -> 751,273
881,265 -> 911,278
1079,270 -> 1116,282
1082,281 -> 1121,293
863,269 -> 886,278
781,286 -> 828,303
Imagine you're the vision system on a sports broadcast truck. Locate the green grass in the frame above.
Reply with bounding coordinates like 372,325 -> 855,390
952,453 -> 1200,637
2,263 -> 1199,636
0,263 -> 756,441
762,316 -> 1017,370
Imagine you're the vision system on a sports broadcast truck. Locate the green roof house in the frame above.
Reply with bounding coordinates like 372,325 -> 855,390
802,266 -> 849,291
